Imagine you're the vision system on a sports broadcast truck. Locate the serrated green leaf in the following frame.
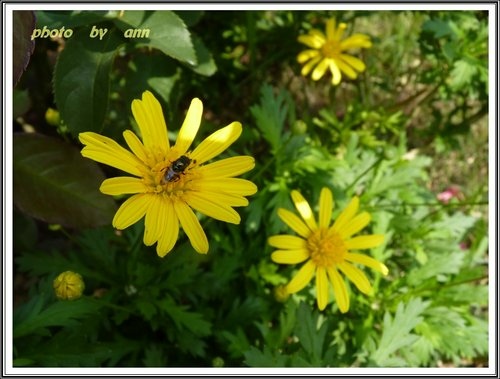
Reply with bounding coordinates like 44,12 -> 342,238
250,84 -> 289,154
407,250 -> 464,286
54,26 -> 124,135
294,302 -> 327,362
114,10 -> 196,65
13,11 -> 36,87
450,59 -> 477,90
159,299 -> 211,336
143,345 -> 166,367
13,133 -> 117,228
14,297 -> 101,338
188,35 -> 217,76
371,298 -> 429,366
244,346 -> 288,367
18,333 -> 140,367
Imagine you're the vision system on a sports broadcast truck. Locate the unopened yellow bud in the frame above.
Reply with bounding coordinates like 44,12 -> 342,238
273,284 -> 290,303
53,271 -> 85,300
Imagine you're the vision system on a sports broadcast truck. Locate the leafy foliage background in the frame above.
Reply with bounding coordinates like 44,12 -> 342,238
12,10 -> 489,368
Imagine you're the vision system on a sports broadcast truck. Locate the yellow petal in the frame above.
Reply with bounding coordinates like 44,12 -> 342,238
333,22 -> 347,41
311,58 -> 330,81
319,187 -> 333,228
291,190 -> 317,230
79,132 -> 144,177
143,194 -> 163,246
174,201 -> 208,254
156,197 -> 179,257
271,249 -> 309,264
297,30 -> 325,49
325,18 -> 336,40
335,57 -> 358,79
268,235 -> 307,250
277,208 -> 311,238
339,54 -> 366,73
329,60 -> 342,85
197,156 -> 255,178
316,267 -> 329,311
338,262 -> 373,295
338,211 -> 371,239
112,193 -> 150,229
191,190 -> 249,207
286,260 -> 315,294
300,56 -> 322,77
174,98 -> 203,154
345,253 -> 389,276
100,177 -> 147,195
194,178 -> 257,197
131,91 -> 169,153
332,196 -> 359,232
340,34 -> 372,50
123,130 -> 148,163
191,122 -> 242,164
185,192 -> 241,224
297,49 -> 320,64
327,267 -> 349,313
345,235 -> 385,250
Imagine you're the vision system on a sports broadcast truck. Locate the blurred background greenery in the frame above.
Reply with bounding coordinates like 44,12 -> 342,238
12,10 -> 489,368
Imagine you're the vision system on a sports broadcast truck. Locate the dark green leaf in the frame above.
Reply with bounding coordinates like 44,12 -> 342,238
14,296 -> 101,338
114,10 -> 196,65
125,53 -> 181,107
244,346 -> 288,367
188,35 -> 217,76
13,133 -> 117,228
35,10 -> 113,28
53,26 -> 124,135
13,11 -> 36,87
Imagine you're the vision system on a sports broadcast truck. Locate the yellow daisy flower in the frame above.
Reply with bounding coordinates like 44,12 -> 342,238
269,188 -> 388,312
79,91 -> 257,257
297,18 -> 372,85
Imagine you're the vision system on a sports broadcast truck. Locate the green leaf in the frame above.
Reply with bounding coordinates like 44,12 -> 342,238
188,35 -> 217,76
53,26 -> 124,135
14,296 -> 101,338
450,59 -> 478,90
13,89 -> 32,118
13,11 -> 35,87
406,250 -> 464,286
35,10 -> 113,28
159,298 -> 211,337
250,84 -> 290,154
18,333 -> 140,367
294,302 -> 327,363
415,307 -> 488,362
371,298 -> 429,366
125,54 -> 181,107
13,133 -> 117,228
114,10 -> 196,65
244,346 -> 288,367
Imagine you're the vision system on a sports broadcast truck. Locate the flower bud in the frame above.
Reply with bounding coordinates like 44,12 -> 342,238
273,284 -> 290,303
53,271 -> 85,300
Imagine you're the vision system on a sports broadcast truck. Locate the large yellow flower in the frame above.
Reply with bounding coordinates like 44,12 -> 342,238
269,188 -> 388,312
79,91 -> 257,257
297,18 -> 372,85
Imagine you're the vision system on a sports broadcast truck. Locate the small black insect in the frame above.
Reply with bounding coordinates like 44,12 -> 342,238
163,155 -> 192,182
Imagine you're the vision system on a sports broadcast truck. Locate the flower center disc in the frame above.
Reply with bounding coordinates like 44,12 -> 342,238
307,228 -> 346,267
321,40 -> 341,59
